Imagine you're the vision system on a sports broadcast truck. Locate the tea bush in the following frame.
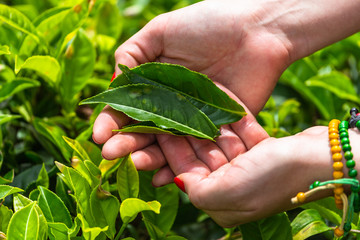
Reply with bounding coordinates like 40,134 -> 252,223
0,0 -> 359,239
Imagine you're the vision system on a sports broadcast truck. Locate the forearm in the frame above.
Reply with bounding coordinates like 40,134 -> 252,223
258,0 -> 360,62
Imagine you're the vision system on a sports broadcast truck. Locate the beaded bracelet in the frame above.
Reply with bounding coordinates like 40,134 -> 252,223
291,112 -> 360,237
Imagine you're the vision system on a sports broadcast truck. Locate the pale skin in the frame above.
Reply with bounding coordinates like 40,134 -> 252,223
92,0 -> 360,227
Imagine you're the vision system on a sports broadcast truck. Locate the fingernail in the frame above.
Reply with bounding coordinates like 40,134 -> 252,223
174,177 -> 186,193
111,72 -> 116,82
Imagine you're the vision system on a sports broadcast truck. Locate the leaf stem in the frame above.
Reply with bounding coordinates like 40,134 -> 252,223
114,223 -> 127,240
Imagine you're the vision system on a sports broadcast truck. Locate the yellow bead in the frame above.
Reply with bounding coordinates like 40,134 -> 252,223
333,171 -> 344,179
330,139 -> 340,147
332,153 -> 343,162
334,187 -> 344,195
328,127 -> 339,134
296,192 -> 306,203
329,119 -> 340,125
331,145 -> 341,154
334,227 -> 344,237
333,162 -> 343,171
329,132 -> 339,140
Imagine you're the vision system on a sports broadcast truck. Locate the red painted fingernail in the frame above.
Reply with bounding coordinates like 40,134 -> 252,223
111,72 -> 116,82
174,177 -> 186,193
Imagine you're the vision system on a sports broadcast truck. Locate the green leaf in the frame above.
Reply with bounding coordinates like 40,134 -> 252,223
6,202 -> 39,240
0,45 -> 10,55
116,121 -> 185,136
0,78 -> 40,102
0,4 -> 39,43
139,171 -> 179,236
12,194 -> 48,240
0,205 -> 13,234
239,212 -> 292,240
15,56 -> 61,87
61,1 -> 89,39
112,63 -> 246,126
0,185 -> 23,200
33,118 -> 72,162
63,136 -> 91,162
47,222 -> 71,240
116,154 -> 139,201
76,214 -> 108,240
291,209 -> 332,240
98,158 -> 122,181
0,169 -> 14,184
37,186 -> 73,228
36,163 -> 49,188
81,84 -> 219,140
120,198 -> 161,224
305,72 -> 360,104
60,28 -> 95,111
301,197 -> 343,225
71,157 -> 100,189
95,1 -> 122,40
90,186 -> 120,239
0,114 -> 21,125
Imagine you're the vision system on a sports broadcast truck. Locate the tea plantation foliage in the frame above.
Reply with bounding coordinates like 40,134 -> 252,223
0,0 -> 360,239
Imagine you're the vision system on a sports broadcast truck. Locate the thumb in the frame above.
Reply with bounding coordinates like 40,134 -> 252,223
114,15 -> 166,71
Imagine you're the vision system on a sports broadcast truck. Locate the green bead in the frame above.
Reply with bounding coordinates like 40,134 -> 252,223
344,222 -> 352,232
349,169 -> 358,178
344,151 -> 353,160
339,121 -> 349,129
346,159 -> 356,168
342,144 -> 352,152
310,181 -> 321,189
356,120 -> 360,130
340,131 -> 349,138
339,127 -> 347,134
341,137 -> 350,145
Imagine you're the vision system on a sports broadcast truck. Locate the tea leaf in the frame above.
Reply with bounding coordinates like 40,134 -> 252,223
291,209 -> 332,240
76,214 -> 108,240
0,169 -> 14,184
37,186 -> 73,228
0,78 -> 40,102
0,4 -> 39,43
7,202 -> 39,240
0,45 -> 10,55
116,154 -> 139,201
0,205 -> 13,234
0,185 -> 23,200
81,84 -> 219,140
90,186 -> 120,239
0,114 -> 21,125
239,212 -> 292,240
120,198 -> 161,224
112,63 -> 246,126
63,136 -> 91,162
36,163 -> 49,188
15,56 -> 61,87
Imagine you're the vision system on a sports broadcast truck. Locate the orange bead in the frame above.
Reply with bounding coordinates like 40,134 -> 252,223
331,145 -> 341,154
329,132 -> 339,140
334,187 -> 344,195
333,162 -> 343,171
296,192 -> 306,203
333,171 -> 344,179
332,153 -> 343,162
329,119 -> 340,125
328,127 -> 339,134
334,227 -> 344,237
330,139 -> 340,147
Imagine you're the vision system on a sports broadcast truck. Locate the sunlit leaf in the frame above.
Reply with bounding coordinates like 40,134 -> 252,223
0,169 -> 14,184
116,154 -> 139,201
0,45 -> 10,55
7,202 -> 39,240
0,185 -> 23,200
291,209 -> 332,240
0,114 -> 21,125
15,56 -> 61,87
63,136 -> 91,162
76,214 -> 108,240
36,163 -> 49,188
120,198 -> 161,224
0,205 -> 13,234
0,4 -> 39,43
37,186 -> 73,228
90,186 -> 120,239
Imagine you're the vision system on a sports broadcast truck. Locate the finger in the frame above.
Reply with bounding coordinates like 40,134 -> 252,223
102,132 -> 155,160
215,125 -> 246,159
186,136 -> 228,171
156,134 -> 211,176
152,165 -> 175,187
131,144 -> 166,171
93,106 -> 131,144
114,16 -> 166,72
230,114 -> 269,150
